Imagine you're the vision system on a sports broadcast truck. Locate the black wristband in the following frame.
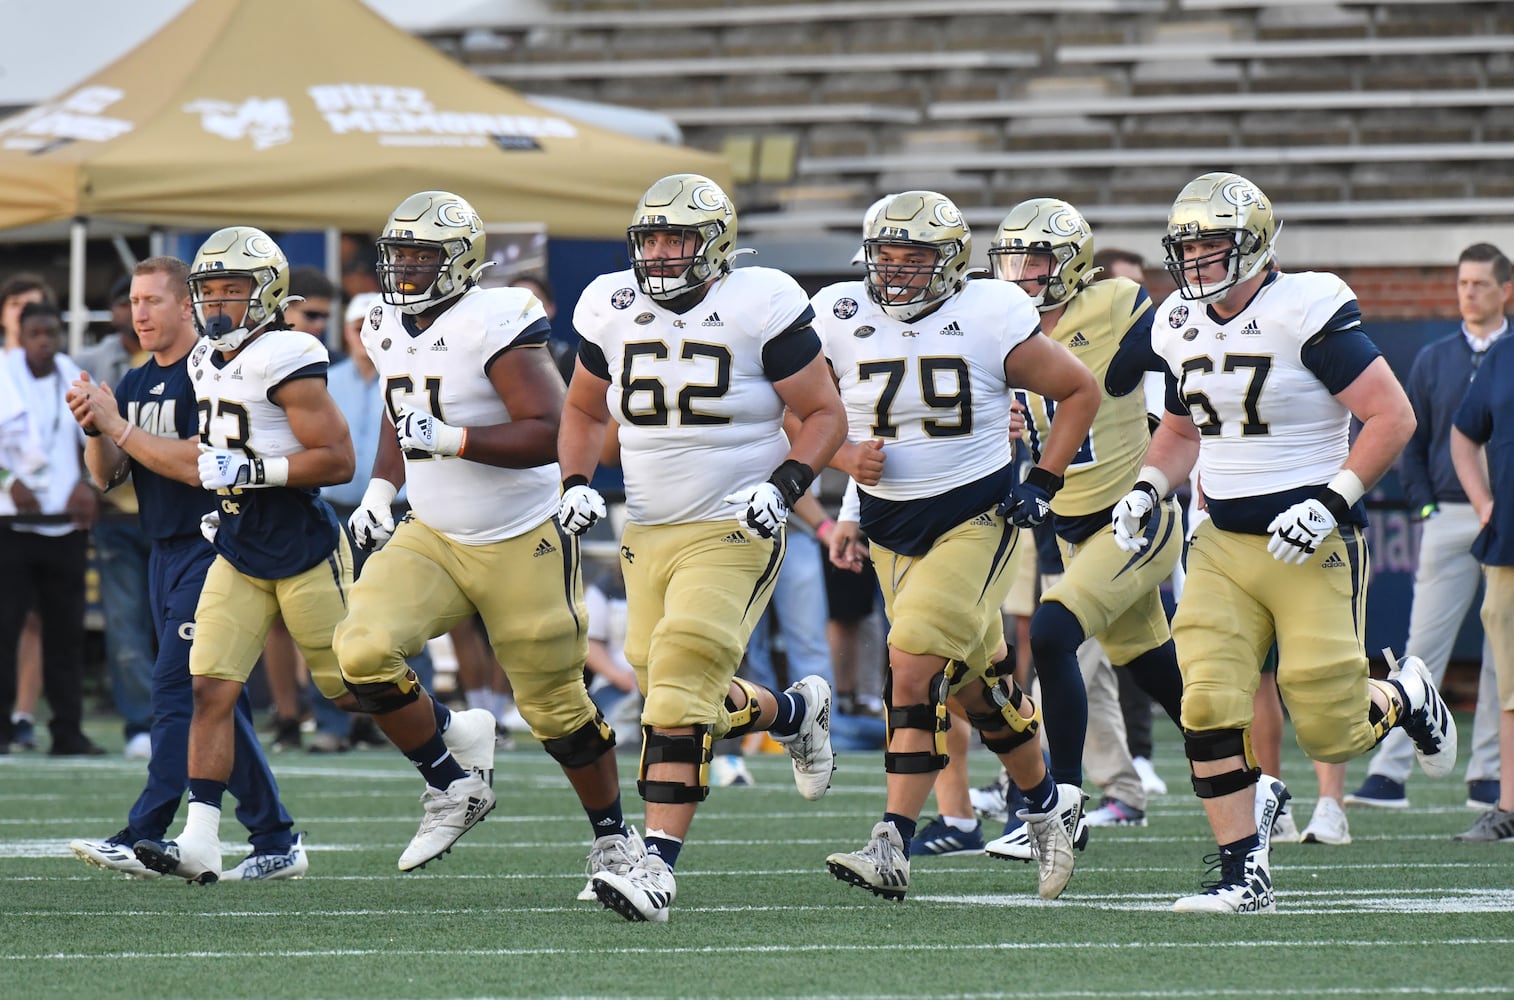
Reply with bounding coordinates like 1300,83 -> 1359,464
562,474 -> 589,491
767,459 -> 815,507
1024,465 -> 1064,496
82,426 -> 101,438
1318,487 -> 1353,522
1134,480 -> 1161,503
250,458 -> 266,485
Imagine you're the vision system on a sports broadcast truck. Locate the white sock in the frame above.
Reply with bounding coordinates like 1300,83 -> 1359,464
942,815 -> 977,832
183,801 -> 222,845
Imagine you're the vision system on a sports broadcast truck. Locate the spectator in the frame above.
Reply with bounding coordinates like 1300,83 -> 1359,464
1092,247 -> 1146,284
77,275 -> 155,759
0,302 -> 102,755
511,273 -> 572,384
1,271 -> 56,353
1346,242 -> 1509,811
1450,326 -> 1514,842
285,265 -> 336,348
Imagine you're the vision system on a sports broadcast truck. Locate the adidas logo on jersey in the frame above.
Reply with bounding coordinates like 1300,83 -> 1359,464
533,538 -> 558,558
1321,552 -> 1345,568
1241,319 -> 1261,336
431,337 -> 448,352
721,531 -> 750,545
701,312 -> 723,327
1068,332 -> 1090,348
149,382 -> 166,395
229,365 -> 243,380
939,321 -> 963,337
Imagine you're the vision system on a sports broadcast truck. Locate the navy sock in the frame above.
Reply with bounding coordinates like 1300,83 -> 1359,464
432,697 -> 452,734
883,812 -> 917,857
1220,833 -> 1260,859
405,731 -> 466,790
1028,601 -> 1088,786
768,689 -> 805,737
1019,773 -> 1058,814
187,778 -> 226,809
1121,640 -> 1184,728
645,833 -> 683,869
586,795 -> 627,841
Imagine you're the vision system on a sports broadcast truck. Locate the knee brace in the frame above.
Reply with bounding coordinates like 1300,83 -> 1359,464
637,724 -> 712,804
541,713 -> 617,769
1183,728 -> 1260,798
965,673 -> 1041,754
882,665 -> 953,774
722,677 -> 765,740
343,669 -> 421,714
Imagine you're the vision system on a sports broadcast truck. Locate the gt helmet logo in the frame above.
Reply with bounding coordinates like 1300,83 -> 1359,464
1046,208 -> 1083,237
437,201 -> 479,232
691,184 -> 725,212
1221,180 -> 1265,210
244,234 -> 277,258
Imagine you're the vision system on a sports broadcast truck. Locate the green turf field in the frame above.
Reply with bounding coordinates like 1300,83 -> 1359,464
5,717 -> 1512,1000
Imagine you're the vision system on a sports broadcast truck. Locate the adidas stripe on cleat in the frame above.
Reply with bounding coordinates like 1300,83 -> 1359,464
1385,649 -> 1458,778
593,853 -> 676,922
398,774 -> 495,872
826,822 -> 910,901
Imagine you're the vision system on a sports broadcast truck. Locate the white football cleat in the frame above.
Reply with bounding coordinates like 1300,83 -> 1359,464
578,827 -> 646,902
224,832 -> 310,880
1172,844 -> 1275,914
1132,755 -> 1168,795
771,675 -> 834,801
1019,783 -> 1086,900
1300,798 -> 1351,846
1386,650 -> 1458,779
70,832 -> 159,879
826,821 -> 910,901
133,833 -> 222,885
1254,774 -> 1291,852
593,852 -> 676,922
442,707 -> 498,787
398,774 -> 496,872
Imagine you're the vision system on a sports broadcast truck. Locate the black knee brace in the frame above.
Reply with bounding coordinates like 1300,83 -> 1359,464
1184,728 -> 1260,798
965,673 -> 1041,754
883,665 -> 953,774
637,724 -> 712,803
722,677 -> 764,740
342,670 -> 421,714
541,714 -> 616,769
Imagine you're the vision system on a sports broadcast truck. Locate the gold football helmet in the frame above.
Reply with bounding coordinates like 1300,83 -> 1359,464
627,173 -> 737,302
988,198 -> 1098,312
377,190 -> 488,315
850,193 -> 896,266
1162,171 -> 1279,304
861,190 -> 972,322
189,226 -> 291,352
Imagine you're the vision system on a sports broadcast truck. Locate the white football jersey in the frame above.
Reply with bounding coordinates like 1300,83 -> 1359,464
1150,270 -> 1358,500
812,278 -> 1039,500
190,328 -> 326,459
361,286 -> 559,544
574,267 -> 811,525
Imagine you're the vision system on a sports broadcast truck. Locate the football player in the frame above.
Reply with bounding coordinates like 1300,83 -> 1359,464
816,191 -> 1100,902
1111,171 -> 1456,912
976,198 -> 1186,863
66,256 -> 306,881
335,190 -> 629,883
557,173 -> 847,922
132,227 -> 362,883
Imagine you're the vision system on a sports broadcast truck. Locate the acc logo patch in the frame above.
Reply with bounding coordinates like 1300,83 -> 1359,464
369,306 -> 384,331
833,297 -> 858,319
853,325 -> 875,339
1168,305 -> 1189,328
611,287 -> 636,310
634,312 -> 655,325
1182,327 -> 1199,341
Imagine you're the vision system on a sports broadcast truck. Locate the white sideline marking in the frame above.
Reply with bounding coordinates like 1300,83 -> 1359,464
4,938 -> 1513,962
916,887 -> 1514,914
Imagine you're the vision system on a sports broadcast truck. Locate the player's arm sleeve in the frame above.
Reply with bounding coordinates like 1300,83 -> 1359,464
1163,368 -> 1186,416
1105,294 -> 1159,397
762,306 -> 822,382
265,336 -> 330,402
1299,306 -> 1379,394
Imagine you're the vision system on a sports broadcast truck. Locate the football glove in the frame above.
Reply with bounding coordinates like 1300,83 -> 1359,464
199,510 -> 220,545
557,478 -> 606,536
1266,498 -> 1336,565
349,479 -> 397,552
396,405 -> 465,457
724,481 -> 789,539
997,466 -> 1063,529
198,448 -> 283,490
1111,483 -> 1159,552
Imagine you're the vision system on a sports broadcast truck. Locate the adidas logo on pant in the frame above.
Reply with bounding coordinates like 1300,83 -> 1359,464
533,538 -> 557,558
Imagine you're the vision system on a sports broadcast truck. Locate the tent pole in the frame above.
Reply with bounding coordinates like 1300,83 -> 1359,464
69,217 -> 88,356
324,226 -> 341,293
